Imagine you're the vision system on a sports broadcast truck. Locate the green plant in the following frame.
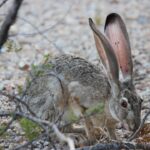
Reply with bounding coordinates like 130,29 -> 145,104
85,102 -> 105,116
17,84 -> 23,95
0,145 -> 4,150
30,64 -> 45,77
19,118 -> 42,141
0,124 -> 9,138
67,108 -> 79,122
5,39 -> 22,52
0,124 -> 6,134
43,53 -> 52,64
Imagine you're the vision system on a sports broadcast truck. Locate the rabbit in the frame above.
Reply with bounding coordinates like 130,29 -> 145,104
23,13 -> 142,142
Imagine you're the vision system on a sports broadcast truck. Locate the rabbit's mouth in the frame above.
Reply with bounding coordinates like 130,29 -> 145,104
117,120 -> 134,132
122,119 -> 135,131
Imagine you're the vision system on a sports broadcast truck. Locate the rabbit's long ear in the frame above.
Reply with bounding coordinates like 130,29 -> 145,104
89,18 -> 120,89
104,13 -> 133,83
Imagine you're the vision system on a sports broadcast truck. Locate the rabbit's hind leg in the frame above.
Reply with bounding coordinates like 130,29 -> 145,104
24,75 -> 67,123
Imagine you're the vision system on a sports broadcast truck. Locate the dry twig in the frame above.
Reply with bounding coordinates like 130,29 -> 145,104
53,124 -> 75,150
76,142 -> 150,150
0,0 -> 9,7
0,0 -> 23,50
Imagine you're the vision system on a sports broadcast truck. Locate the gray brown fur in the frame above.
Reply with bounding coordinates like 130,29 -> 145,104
24,55 -> 110,121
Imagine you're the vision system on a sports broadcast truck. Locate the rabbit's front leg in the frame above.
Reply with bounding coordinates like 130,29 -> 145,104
84,118 -> 97,144
69,96 -> 96,145
105,118 -> 117,140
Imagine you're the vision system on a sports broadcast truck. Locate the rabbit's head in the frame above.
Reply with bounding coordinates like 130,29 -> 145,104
89,13 -> 142,131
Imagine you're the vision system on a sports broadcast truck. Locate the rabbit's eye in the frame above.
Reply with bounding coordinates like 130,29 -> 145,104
121,100 -> 128,108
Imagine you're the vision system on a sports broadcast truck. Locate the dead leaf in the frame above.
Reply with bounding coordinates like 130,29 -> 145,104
136,123 -> 150,143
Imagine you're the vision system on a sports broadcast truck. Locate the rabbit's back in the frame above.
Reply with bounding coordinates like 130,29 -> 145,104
50,55 -> 110,93
24,55 -> 110,121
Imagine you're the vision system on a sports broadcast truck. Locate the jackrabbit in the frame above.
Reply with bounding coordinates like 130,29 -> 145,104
23,13 -> 142,141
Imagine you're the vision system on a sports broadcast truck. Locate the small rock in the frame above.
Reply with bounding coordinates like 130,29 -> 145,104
9,143 -> 15,150
43,146 -> 49,150
44,141 -> 49,146
4,142 -> 9,148
14,136 -> 22,142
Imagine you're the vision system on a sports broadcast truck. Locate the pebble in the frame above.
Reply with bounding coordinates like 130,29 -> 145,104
44,141 -> 49,146
43,146 -> 49,150
9,144 -> 15,150
14,136 -> 22,142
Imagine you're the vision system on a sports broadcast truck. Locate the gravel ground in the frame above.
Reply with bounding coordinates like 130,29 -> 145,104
0,0 -> 150,149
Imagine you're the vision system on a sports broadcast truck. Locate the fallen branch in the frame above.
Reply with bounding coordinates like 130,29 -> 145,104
0,110 -> 75,150
76,142 -> 150,150
53,124 -> 75,150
